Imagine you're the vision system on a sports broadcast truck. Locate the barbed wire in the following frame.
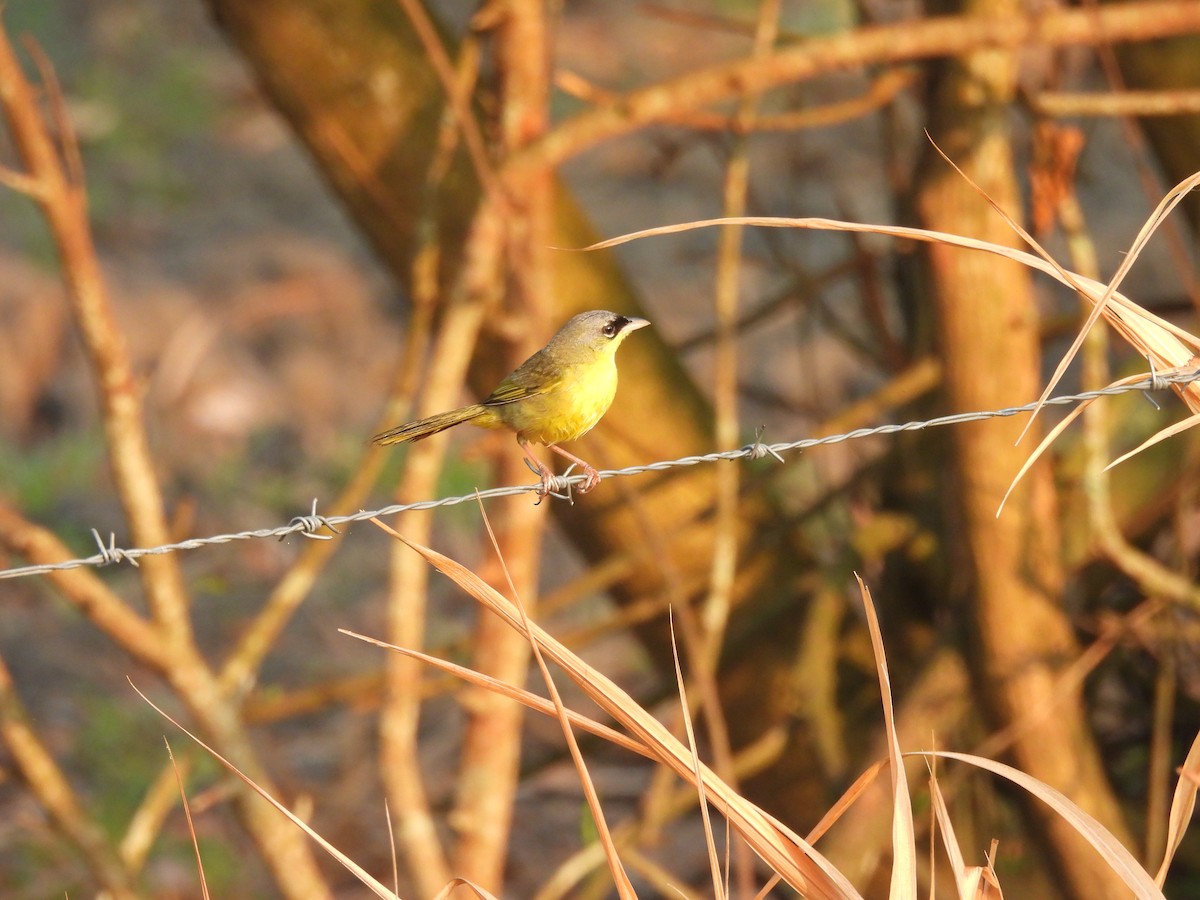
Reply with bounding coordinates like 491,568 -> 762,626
3,367 -> 1198,581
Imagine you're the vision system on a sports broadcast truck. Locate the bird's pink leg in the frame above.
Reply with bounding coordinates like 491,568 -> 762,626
548,445 -> 601,493
518,439 -> 558,500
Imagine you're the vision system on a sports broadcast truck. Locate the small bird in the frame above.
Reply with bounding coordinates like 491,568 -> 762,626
373,310 -> 650,497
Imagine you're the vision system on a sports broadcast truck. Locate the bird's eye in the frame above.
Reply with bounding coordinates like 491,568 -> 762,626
602,321 -> 618,337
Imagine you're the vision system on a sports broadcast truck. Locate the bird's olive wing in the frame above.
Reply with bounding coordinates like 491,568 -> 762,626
482,381 -> 545,406
482,354 -> 564,407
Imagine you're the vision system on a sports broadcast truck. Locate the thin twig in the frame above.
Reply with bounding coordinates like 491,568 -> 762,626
509,0 -> 1200,174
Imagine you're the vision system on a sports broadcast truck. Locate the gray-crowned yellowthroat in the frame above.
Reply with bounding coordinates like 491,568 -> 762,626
373,310 -> 650,496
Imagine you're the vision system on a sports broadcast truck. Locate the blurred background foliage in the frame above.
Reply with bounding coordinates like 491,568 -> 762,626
1,0 -> 1199,897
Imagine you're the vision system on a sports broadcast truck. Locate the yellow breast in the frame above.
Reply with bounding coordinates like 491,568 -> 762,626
502,357 -> 618,446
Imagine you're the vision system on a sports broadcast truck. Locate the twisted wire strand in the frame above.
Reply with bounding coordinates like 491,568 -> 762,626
3,369 -> 1197,580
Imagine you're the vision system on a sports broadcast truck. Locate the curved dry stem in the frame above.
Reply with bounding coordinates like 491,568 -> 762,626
378,202 -> 509,894
0,18 -> 191,642
378,523 -> 863,898
583,210 -> 1200,392
510,0 -> 1200,174
448,6 -> 556,886
0,21 -> 330,896
919,751 -> 1165,899
120,753 -> 195,872
218,294 -> 436,696
1034,88 -> 1200,117
132,681 -> 397,899
557,66 -> 918,134
393,0 -> 502,203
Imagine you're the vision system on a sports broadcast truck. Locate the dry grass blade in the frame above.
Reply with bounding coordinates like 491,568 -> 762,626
926,150 -> 1200,451
929,769 -> 963,895
923,136 -> 1102,444
430,878 -> 500,900
1104,411 -> 1200,473
961,862 -> 1004,900
579,208 -> 1200,490
1023,170 -> 1200,453
577,216 -> 1199,359
372,519 -> 861,898
1154,728 -> 1200,886
668,613 -> 726,899
856,576 -> 916,899
339,629 -> 653,758
385,798 -> 399,898
995,359 -> 1198,513
922,751 -> 1165,899
1096,170 -> 1200,361
129,680 -> 398,899
1056,170 -> 1200,408
164,738 -> 210,900
929,767 -> 1003,899
475,503 -> 637,899
805,759 -> 888,845
997,396 -> 1092,515
753,874 -> 782,900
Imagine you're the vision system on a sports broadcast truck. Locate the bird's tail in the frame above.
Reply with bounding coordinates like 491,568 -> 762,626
372,404 -> 488,445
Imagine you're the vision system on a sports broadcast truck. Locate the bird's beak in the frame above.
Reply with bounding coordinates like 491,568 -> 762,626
625,316 -> 651,332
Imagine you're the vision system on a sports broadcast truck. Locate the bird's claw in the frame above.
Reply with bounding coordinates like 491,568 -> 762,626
576,465 -> 601,494
535,475 -> 573,505
524,458 -> 600,505
523,456 -> 545,481
527,458 -> 573,505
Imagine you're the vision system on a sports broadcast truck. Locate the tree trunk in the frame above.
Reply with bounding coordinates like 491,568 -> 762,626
917,1 -> 1136,896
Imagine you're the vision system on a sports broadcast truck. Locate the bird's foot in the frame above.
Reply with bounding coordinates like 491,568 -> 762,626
524,457 -> 572,505
576,464 -> 601,494
546,445 -> 602,497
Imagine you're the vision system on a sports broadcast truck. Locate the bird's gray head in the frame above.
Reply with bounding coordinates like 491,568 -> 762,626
548,310 -> 651,359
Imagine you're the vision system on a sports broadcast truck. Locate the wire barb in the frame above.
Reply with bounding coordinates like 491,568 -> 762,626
91,528 -> 138,568
744,426 -> 786,463
1,367 -> 1196,581
281,499 -> 340,541
1142,356 -> 1164,411
1147,356 -> 1165,392
540,469 -> 576,505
